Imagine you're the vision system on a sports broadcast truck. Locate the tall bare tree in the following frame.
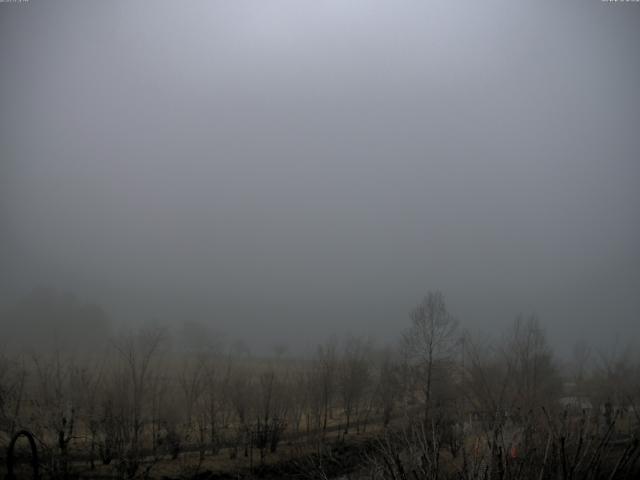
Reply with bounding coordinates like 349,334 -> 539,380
503,315 -> 561,417
316,339 -> 338,434
403,291 -> 458,423
0,352 -> 26,447
338,336 -> 371,434
111,326 -> 166,476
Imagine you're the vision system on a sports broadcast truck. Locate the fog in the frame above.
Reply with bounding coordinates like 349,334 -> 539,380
1,0 -> 639,354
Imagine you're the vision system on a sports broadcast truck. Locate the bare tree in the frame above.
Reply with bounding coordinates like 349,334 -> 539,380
178,353 -> 207,432
0,352 -> 26,448
592,343 -> 640,432
403,291 -> 458,423
75,356 -> 106,470
338,336 -> 371,434
30,351 -> 80,479
288,368 -> 308,434
202,356 -> 232,455
316,339 -> 338,434
376,350 -> 397,428
254,365 -> 288,459
111,326 -> 166,477
502,315 -> 562,418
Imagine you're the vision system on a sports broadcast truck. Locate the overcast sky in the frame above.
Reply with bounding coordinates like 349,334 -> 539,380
1,0 -> 639,354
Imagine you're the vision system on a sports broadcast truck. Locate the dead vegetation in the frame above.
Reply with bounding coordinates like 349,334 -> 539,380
1,292 -> 639,479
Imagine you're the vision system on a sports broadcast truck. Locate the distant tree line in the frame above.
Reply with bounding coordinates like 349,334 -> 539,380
0,288 -> 111,353
0,290 -> 639,479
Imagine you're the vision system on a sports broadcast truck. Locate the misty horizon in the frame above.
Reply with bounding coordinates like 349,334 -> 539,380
2,0 -> 639,356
